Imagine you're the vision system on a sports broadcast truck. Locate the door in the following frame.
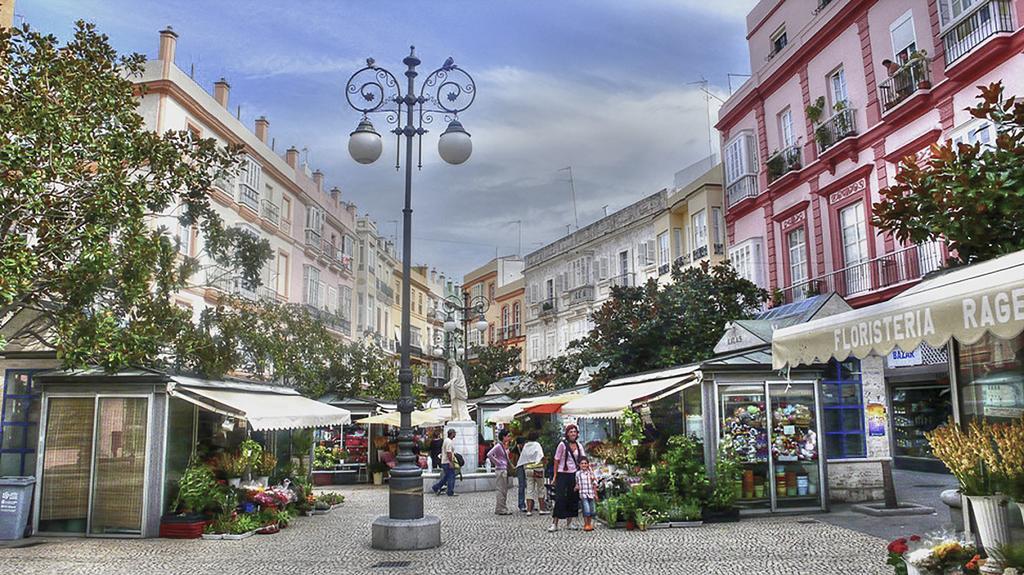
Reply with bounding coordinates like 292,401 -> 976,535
89,397 -> 149,535
718,384 -> 771,511
839,202 -> 870,295
787,228 -> 809,301
618,251 -> 629,284
767,381 -> 826,511
38,397 -> 96,534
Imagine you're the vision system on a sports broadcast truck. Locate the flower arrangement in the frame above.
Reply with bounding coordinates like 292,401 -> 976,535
254,453 -> 278,477
927,418 -> 1024,496
317,492 -> 345,506
633,508 -> 666,531
214,452 -> 247,479
887,532 -> 979,575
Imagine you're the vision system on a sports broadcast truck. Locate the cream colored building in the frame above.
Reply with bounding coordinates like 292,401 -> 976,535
1,0 -> 14,28
652,158 -> 727,285
462,256 -> 524,353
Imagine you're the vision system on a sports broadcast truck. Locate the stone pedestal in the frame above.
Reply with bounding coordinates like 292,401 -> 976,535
370,515 -> 441,550
446,420 -> 479,473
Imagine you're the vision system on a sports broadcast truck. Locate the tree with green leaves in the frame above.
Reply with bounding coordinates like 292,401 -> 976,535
873,82 -> 1024,265
0,22 -> 269,369
540,261 -> 766,384
464,344 -> 523,398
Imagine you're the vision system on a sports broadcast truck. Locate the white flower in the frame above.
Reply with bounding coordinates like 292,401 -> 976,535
906,549 -> 933,565
1003,568 -> 1019,575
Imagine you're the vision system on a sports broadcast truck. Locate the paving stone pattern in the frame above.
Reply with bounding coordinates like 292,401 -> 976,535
0,486 -> 892,575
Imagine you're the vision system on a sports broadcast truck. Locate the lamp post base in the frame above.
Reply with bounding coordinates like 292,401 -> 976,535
370,515 -> 442,550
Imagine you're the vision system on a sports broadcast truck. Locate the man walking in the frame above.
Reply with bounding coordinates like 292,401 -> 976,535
486,429 -> 512,515
431,428 -> 458,497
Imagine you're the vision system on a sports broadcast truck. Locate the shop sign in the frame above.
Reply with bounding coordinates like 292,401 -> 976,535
887,347 -> 923,368
866,403 -> 887,437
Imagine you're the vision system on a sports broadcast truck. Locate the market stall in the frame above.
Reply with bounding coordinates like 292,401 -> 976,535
31,370 -> 351,538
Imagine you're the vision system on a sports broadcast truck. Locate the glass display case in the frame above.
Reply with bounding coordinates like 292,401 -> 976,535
718,380 -> 826,513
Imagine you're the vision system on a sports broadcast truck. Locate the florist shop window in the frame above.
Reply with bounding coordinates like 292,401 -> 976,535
821,359 -> 866,459
958,332 -> 1024,424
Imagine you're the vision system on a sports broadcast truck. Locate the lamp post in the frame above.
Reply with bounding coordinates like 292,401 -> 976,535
345,47 -> 476,550
442,293 -> 489,364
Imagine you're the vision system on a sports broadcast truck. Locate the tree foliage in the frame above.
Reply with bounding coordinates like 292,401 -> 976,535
873,82 -> 1024,265
0,22 -> 269,368
535,262 -> 766,384
464,344 -> 523,398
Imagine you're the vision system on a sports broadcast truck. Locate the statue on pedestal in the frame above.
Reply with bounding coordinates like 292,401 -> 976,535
446,357 -> 472,421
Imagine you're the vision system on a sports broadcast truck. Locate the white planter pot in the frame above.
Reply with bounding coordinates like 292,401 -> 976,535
966,495 -> 1011,574
373,472 -> 384,485
903,560 -> 921,575
1018,501 -> 1024,525
228,478 -> 241,488
257,476 -> 270,486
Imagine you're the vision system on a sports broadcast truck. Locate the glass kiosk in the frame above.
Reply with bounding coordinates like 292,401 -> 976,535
718,380 -> 827,512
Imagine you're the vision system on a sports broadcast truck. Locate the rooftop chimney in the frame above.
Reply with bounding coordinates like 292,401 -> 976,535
214,78 -> 230,108
330,186 -> 341,202
255,116 -> 269,143
285,147 -> 299,169
158,26 -> 177,64
313,170 -> 324,193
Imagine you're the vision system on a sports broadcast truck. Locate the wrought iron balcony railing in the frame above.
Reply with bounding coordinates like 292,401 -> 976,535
692,244 -> 709,262
238,184 -> 260,212
943,0 -> 1014,66
766,144 -> 802,183
304,228 -> 322,251
879,59 -> 930,112
260,199 -> 280,227
815,107 -> 858,153
567,285 -> 595,306
610,273 -> 635,288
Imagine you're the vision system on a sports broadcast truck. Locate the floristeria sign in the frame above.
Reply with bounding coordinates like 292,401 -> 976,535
771,251 -> 1024,369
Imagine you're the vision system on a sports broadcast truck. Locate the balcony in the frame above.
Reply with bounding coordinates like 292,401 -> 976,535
766,144 -> 802,184
260,199 -> 280,227
536,298 -> 558,318
304,228 -> 322,251
943,0 -> 1014,66
567,285 -> 595,306
879,60 -> 930,112
303,305 -> 350,334
673,255 -> 690,269
498,324 -> 522,342
814,107 -> 857,154
726,174 -> 758,208
205,265 -> 256,300
777,243 -> 944,304
377,280 -> 395,304
322,240 -> 340,262
657,263 -> 670,276
256,284 -> 279,302
713,243 -> 724,256
692,244 -> 709,262
610,273 -> 635,288
238,184 -> 259,212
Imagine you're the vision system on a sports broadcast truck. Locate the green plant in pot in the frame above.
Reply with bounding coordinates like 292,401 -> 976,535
215,452 -> 247,487
174,457 -> 219,518
239,438 -> 263,476
314,445 -> 338,470
254,452 -> 277,485
709,436 -> 742,512
371,461 -> 389,485
597,497 -> 622,526
766,151 -> 785,182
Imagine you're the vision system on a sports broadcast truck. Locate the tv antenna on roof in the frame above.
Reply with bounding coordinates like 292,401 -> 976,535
557,167 -> 579,231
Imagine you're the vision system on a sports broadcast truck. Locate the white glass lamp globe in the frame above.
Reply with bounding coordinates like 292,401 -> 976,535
443,315 -> 458,333
433,346 -> 444,357
348,118 -> 382,164
438,119 -> 472,165
474,317 -> 488,333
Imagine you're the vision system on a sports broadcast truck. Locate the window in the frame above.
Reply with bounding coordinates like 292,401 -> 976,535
637,239 -> 655,267
569,257 -> 591,288
770,25 -> 788,56
305,205 -> 324,233
303,265 -> 321,307
951,119 -> 994,149
512,302 -> 521,327
829,67 -> 849,109
177,222 -> 193,256
501,305 -> 510,330
778,108 -> 795,148
725,133 -> 758,185
821,359 -> 867,459
890,11 -> 917,62
340,286 -> 353,321
619,250 -> 630,277
728,238 -> 765,288
711,207 -> 724,248
281,196 -> 292,222
939,0 -> 977,27
473,283 -> 484,300
839,202 -> 870,294
238,155 -> 261,210
488,282 -> 495,301
787,228 -> 809,301
358,293 -> 366,330
691,210 -> 708,253
672,228 -> 684,260
327,286 -> 338,313
0,370 -> 40,476
544,278 -> 554,301
657,232 -> 670,267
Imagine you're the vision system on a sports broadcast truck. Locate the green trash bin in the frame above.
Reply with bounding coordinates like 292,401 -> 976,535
0,477 -> 36,540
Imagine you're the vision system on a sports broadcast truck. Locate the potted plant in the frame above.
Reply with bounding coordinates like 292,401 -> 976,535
705,437 -> 742,523
254,452 -> 277,486
161,458 -> 219,538
908,50 -> 930,89
633,508 -> 665,532
215,452 -> 246,487
596,497 -> 622,528
239,439 -> 264,476
766,150 -> 785,182
927,421 -> 1013,572
990,417 -> 1024,524
371,461 -> 388,485
313,445 -> 339,485
666,498 -> 703,527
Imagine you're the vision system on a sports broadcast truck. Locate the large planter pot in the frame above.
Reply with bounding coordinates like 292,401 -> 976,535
373,472 -> 384,485
967,495 -> 1012,574
903,560 -> 921,575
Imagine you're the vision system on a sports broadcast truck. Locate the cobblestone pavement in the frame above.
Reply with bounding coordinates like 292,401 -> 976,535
0,486 -> 892,575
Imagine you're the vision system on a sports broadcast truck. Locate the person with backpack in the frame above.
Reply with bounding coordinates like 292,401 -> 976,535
549,424 -> 586,532
518,431 -> 547,516
431,428 -> 458,497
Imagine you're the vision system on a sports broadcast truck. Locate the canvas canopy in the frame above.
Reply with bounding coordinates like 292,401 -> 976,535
487,398 -> 536,424
168,377 -> 351,431
355,408 -> 449,428
561,365 -> 700,419
772,250 -> 1024,369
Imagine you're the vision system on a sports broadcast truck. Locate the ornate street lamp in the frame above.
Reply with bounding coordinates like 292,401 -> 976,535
441,293 -> 489,364
345,47 -> 475,551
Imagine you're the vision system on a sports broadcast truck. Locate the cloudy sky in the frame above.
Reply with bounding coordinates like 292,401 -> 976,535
21,0 -> 757,280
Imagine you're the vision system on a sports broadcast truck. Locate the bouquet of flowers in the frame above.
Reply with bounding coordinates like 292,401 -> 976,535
266,486 -> 294,506
888,531 -> 979,575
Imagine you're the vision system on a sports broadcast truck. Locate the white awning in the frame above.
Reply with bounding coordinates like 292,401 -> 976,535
487,399 -> 534,424
168,378 -> 351,431
772,250 -> 1024,369
561,367 -> 699,419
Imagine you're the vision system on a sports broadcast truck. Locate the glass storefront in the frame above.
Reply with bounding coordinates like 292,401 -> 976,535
718,381 -> 826,512
958,332 -> 1024,423
891,384 -> 951,468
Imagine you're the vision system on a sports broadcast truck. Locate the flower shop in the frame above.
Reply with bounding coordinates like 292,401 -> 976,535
29,368 -> 351,538
773,250 -> 1024,573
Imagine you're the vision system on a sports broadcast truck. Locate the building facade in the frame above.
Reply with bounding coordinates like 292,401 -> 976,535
355,217 -> 399,355
139,28 -> 358,339
494,278 -> 527,372
524,190 -> 667,372
652,159 -> 728,284
461,256 -> 524,352
717,0 -> 1023,308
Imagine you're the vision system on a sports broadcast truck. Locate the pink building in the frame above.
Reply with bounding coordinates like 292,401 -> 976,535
718,0 -> 1024,308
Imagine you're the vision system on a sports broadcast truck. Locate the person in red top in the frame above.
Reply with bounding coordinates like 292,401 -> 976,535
574,456 -> 599,532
